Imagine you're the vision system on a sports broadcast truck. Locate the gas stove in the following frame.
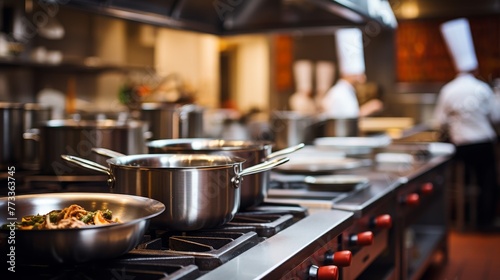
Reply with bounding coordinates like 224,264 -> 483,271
9,202 -> 354,280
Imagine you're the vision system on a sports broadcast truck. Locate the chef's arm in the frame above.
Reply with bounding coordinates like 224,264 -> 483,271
489,90 -> 500,124
359,99 -> 384,117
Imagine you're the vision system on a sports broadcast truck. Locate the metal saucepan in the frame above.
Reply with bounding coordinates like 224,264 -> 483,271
0,192 -> 165,264
146,139 -> 305,209
61,152 -> 289,231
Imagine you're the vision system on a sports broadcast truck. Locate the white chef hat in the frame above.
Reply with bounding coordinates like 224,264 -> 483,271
335,28 -> 365,76
293,60 -> 313,92
440,18 -> 478,73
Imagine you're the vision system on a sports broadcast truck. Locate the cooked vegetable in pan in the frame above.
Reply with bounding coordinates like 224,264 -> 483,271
3,204 -> 121,230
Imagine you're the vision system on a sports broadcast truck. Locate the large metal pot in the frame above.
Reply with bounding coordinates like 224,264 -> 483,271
146,139 -> 305,209
61,153 -> 289,231
270,111 -> 316,150
270,111 -> 359,149
21,103 -> 52,170
139,102 -> 204,140
0,192 -> 165,264
0,102 -> 24,168
313,117 -> 359,138
24,119 -> 149,175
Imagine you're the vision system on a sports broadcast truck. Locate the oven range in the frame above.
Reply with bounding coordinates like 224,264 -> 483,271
6,202 -> 355,280
2,142 -> 453,280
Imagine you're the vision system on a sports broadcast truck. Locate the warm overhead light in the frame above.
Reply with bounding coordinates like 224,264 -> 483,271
400,1 -> 420,19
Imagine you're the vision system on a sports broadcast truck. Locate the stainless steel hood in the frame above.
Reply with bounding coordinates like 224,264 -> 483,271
65,0 -> 397,35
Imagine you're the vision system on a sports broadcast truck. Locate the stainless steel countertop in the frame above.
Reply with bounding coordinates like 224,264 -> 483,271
197,209 -> 354,280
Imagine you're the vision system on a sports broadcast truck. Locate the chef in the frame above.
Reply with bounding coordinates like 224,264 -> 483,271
321,28 -> 382,118
433,18 -> 500,229
289,59 -> 317,116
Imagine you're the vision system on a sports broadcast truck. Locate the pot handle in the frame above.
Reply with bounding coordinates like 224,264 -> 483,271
232,157 -> 290,188
266,143 -> 305,160
92,147 -> 127,158
61,155 -> 112,176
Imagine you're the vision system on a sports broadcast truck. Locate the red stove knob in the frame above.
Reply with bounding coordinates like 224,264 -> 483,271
309,265 -> 339,280
402,193 -> 420,206
421,182 -> 434,195
324,250 -> 352,266
370,214 -> 392,229
349,231 -> 374,246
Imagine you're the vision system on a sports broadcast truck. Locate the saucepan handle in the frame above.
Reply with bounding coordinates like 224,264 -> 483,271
92,147 -> 127,158
266,143 -> 305,160
60,155 -> 115,187
232,157 -> 290,188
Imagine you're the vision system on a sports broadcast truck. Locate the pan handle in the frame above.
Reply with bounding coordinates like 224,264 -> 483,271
232,157 -> 290,188
60,155 -> 112,177
266,143 -> 305,160
92,147 -> 127,158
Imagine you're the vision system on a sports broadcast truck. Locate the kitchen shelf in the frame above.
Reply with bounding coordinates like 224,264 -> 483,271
406,225 -> 447,280
0,56 -> 153,74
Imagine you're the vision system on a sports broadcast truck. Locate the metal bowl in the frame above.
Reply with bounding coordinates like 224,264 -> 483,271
0,192 -> 165,264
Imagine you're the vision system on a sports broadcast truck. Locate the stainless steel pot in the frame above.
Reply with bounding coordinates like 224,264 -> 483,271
22,103 -> 52,170
270,111 -> 359,149
313,117 -> 359,138
0,102 -> 24,168
0,192 -> 165,264
139,102 -> 204,140
24,119 -> 149,175
61,153 -> 289,231
146,139 -> 305,209
270,111 -> 316,150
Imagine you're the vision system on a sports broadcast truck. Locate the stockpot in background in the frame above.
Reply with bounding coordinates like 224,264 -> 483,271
22,103 -> 52,170
24,119 -> 150,175
139,102 -> 205,140
0,102 -> 24,168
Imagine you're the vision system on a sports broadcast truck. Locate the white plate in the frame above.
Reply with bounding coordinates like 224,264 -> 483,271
304,175 -> 369,192
274,158 -> 370,175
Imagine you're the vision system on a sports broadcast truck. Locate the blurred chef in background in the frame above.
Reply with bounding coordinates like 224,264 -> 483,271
321,28 -> 383,118
289,59 -> 317,115
315,60 -> 335,109
433,18 -> 500,229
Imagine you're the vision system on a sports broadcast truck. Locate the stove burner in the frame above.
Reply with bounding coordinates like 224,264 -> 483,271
130,230 -> 259,271
16,258 -> 200,280
8,203 -> 308,278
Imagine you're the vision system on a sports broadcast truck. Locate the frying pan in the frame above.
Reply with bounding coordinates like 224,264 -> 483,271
0,192 -> 165,264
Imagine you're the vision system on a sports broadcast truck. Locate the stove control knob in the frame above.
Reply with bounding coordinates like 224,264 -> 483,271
324,250 -> 352,266
402,193 -> 420,206
309,264 -> 339,280
349,231 -> 374,246
370,214 -> 392,229
421,182 -> 434,195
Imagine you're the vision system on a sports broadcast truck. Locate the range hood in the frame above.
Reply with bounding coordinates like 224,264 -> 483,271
66,0 -> 397,35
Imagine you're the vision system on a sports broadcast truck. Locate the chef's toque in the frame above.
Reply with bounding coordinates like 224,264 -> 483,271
293,60 -> 313,93
440,18 -> 478,73
335,28 -> 365,76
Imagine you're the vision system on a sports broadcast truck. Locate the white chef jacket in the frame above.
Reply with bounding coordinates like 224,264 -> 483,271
433,73 -> 499,145
321,79 -> 360,118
